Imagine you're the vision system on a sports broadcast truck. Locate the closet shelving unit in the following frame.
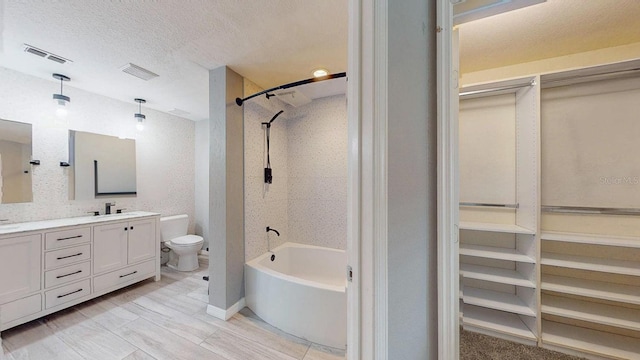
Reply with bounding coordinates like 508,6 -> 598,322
538,60 -> 640,359
458,76 -> 540,346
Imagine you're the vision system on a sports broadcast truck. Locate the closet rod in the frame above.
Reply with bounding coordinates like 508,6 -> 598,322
459,80 -> 535,98
460,202 -> 519,209
542,206 -> 640,216
541,67 -> 640,87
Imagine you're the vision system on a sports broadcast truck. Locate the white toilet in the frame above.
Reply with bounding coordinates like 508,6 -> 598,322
160,214 -> 204,272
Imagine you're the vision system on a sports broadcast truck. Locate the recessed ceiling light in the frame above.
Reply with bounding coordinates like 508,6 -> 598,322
313,69 -> 329,78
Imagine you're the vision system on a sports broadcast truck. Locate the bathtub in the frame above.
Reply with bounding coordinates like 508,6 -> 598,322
245,242 -> 347,349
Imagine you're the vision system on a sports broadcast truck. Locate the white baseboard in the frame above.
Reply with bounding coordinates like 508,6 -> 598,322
206,297 -> 246,321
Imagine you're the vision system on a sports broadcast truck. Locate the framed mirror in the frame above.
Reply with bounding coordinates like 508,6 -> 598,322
69,130 -> 137,200
0,119 -> 33,204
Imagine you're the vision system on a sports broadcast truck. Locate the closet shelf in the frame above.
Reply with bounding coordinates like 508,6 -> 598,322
460,263 -> 535,288
463,287 -> 535,316
542,321 -> 640,360
541,252 -> 640,277
459,221 -> 535,235
541,231 -> 640,248
460,244 -> 535,263
542,294 -> 640,332
542,275 -> 640,306
463,305 -> 537,342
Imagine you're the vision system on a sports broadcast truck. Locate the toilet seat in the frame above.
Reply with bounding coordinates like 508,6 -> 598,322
169,234 -> 203,246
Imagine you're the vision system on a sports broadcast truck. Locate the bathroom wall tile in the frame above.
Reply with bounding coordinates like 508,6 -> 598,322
0,67 -> 195,230
244,87 -> 289,261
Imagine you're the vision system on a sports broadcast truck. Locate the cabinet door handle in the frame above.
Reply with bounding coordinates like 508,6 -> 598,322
125,227 -> 128,231
57,235 -> 83,241
130,226 -> 134,230
56,252 -> 83,260
56,270 -> 82,279
57,288 -> 83,298
119,270 -> 138,278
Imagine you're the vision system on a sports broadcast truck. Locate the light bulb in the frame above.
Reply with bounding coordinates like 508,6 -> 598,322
55,106 -> 68,118
313,69 -> 328,78
136,119 -> 144,131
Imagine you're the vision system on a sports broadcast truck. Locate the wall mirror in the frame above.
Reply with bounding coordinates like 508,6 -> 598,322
69,130 -> 137,200
0,119 -> 33,204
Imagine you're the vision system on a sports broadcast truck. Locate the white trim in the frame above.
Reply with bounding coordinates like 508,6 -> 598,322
346,0 -> 362,359
437,1 -> 460,359
206,297 -> 246,321
373,0 -> 388,359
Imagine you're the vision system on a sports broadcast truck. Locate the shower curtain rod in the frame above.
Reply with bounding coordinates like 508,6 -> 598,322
235,72 -> 347,106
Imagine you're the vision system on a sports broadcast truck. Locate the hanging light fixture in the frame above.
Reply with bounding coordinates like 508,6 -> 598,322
134,98 -> 146,131
52,73 -> 71,117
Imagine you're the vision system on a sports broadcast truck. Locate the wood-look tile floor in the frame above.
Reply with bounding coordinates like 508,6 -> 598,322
0,255 -> 345,360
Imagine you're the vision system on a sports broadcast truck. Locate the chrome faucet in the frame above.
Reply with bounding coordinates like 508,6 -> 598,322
105,202 -> 116,215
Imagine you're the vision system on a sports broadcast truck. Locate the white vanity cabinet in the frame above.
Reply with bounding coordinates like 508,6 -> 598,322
0,212 -> 160,340
93,218 -> 157,294
0,234 -> 42,326
94,218 -> 156,274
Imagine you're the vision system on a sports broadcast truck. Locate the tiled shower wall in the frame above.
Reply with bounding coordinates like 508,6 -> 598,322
244,80 -> 289,261
244,83 -> 347,261
0,67 -> 195,230
287,95 -> 347,250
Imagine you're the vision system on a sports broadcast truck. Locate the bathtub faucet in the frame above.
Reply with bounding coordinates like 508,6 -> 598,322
266,227 -> 280,236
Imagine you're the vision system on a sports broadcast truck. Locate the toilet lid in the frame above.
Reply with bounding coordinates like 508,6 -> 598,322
170,234 -> 204,246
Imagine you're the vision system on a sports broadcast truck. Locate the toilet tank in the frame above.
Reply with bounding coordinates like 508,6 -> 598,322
160,214 -> 189,241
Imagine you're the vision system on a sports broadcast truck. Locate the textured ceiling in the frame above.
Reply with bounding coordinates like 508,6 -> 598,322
459,0 -> 640,74
0,1 -> 347,121
1,1 -> 639,122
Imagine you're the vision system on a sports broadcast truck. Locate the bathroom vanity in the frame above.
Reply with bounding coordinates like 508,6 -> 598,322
0,211 -> 160,342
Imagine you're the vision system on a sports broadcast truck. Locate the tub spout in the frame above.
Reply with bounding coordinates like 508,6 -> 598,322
266,227 -> 280,236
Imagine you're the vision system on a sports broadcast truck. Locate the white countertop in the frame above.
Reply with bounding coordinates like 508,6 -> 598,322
0,211 -> 160,236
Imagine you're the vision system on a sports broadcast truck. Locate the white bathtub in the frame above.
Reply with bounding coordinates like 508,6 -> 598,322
245,242 -> 347,349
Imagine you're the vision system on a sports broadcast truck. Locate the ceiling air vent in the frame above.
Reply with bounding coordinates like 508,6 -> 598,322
120,63 -> 159,81
23,44 -> 72,64
168,108 -> 191,117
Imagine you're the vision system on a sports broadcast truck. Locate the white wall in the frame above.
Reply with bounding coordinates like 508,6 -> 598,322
287,95 -> 347,250
194,118 -> 210,249
0,66 -> 196,228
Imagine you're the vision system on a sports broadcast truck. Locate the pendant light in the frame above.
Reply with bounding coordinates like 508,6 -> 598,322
52,73 -> 71,117
134,98 -> 146,131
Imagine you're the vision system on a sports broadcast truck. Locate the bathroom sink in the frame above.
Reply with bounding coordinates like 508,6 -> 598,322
94,211 -> 144,219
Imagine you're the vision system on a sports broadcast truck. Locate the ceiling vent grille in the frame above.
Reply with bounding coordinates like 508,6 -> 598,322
167,108 -> 191,117
120,63 -> 159,81
23,44 -> 72,64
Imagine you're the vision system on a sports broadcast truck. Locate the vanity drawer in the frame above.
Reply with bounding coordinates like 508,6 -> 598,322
45,261 -> 91,289
45,244 -> 91,270
45,227 -> 91,250
94,259 -> 155,293
0,293 -> 41,327
45,279 -> 91,309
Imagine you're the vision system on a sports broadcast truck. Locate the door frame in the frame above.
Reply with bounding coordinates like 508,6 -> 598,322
346,1 -> 458,359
